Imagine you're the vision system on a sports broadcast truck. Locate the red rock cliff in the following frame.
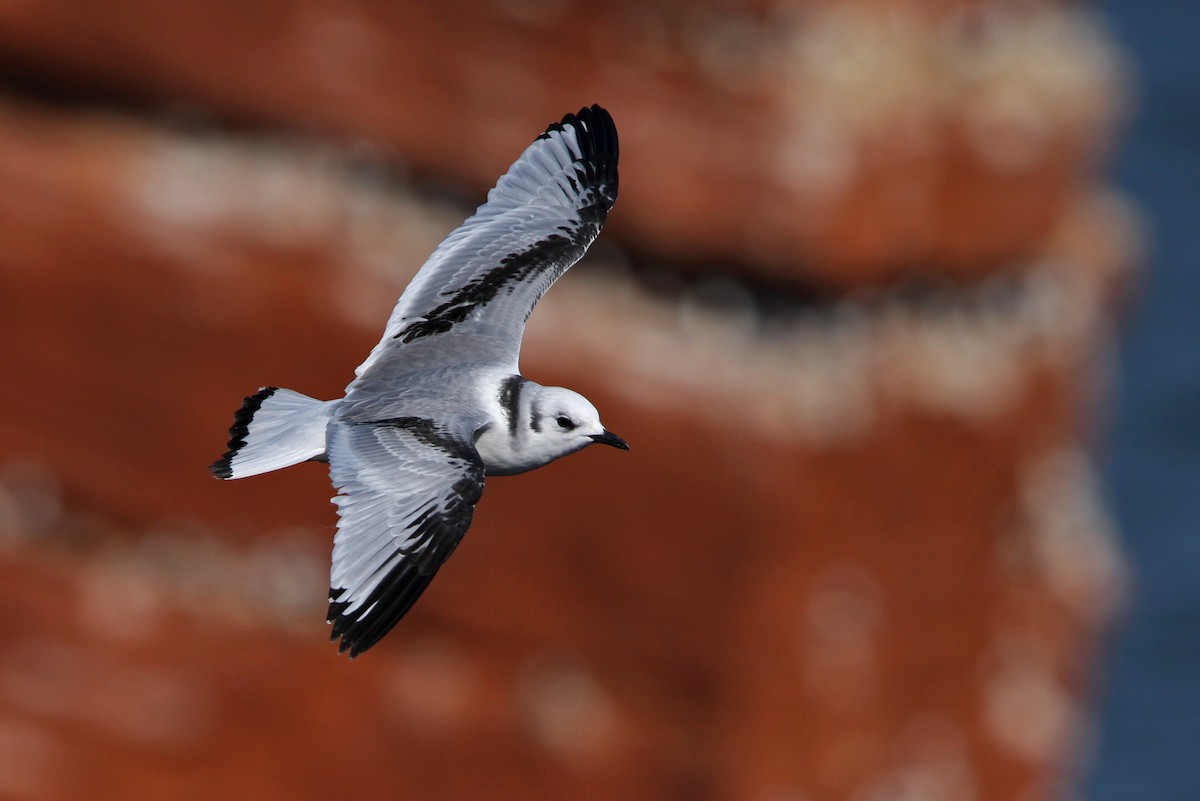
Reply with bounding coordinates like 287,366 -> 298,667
0,2 -> 1133,800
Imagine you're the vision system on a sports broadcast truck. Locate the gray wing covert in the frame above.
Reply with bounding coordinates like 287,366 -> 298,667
347,105 -> 618,397
325,415 -> 485,657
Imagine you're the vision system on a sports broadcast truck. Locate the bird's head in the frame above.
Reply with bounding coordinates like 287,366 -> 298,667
533,386 -> 629,457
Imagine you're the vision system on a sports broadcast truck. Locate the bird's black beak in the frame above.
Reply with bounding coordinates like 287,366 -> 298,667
590,430 -> 630,450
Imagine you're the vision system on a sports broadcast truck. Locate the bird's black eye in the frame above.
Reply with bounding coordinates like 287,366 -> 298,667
556,415 -> 575,430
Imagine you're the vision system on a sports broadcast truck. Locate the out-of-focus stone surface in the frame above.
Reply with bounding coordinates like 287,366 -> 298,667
0,0 -> 1126,288
0,3 -> 1134,800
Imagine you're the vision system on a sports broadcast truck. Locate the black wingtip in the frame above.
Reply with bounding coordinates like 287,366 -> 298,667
208,387 -> 277,479
326,561 -> 440,658
562,105 -> 617,159
569,104 -> 618,158
536,104 -> 618,222
540,105 -> 618,170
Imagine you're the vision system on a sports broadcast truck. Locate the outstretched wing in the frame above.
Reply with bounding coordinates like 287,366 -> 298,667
347,105 -> 618,398
325,416 -> 485,657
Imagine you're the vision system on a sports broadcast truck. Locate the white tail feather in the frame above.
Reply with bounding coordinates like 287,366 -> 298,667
210,387 -> 335,479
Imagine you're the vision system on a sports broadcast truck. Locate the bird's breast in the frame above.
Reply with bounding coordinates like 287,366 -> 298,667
474,427 -> 549,476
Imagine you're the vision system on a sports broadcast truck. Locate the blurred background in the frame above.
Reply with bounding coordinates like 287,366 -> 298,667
0,0 -> 1191,799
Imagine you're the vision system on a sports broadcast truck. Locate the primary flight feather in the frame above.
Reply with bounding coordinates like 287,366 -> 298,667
211,105 -> 626,657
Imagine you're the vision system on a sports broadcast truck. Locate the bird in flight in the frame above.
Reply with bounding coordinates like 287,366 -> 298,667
211,105 -> 627,657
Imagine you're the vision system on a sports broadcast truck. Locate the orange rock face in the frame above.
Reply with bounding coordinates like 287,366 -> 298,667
0,3 -> 1132,800
0,0 -> 1125,287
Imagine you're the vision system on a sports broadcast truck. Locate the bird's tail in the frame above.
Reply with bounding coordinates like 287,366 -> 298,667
209,387 -> 335,480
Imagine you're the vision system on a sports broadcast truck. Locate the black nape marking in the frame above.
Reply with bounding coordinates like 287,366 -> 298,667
209,387 -> 277,479
497,375 -> 526,436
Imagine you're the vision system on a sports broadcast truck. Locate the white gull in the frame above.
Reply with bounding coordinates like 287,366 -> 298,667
211,105 -> 627,657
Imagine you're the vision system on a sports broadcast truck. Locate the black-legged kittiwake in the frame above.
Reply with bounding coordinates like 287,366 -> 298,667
211,105 -> 627,657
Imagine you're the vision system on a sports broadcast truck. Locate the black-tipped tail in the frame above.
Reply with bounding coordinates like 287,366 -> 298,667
209,387 -> 332,480
210,387 -> 277,479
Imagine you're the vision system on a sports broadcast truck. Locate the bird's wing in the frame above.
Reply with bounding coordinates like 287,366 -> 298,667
325,414 -> 485,657
346,105 -> 618,397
